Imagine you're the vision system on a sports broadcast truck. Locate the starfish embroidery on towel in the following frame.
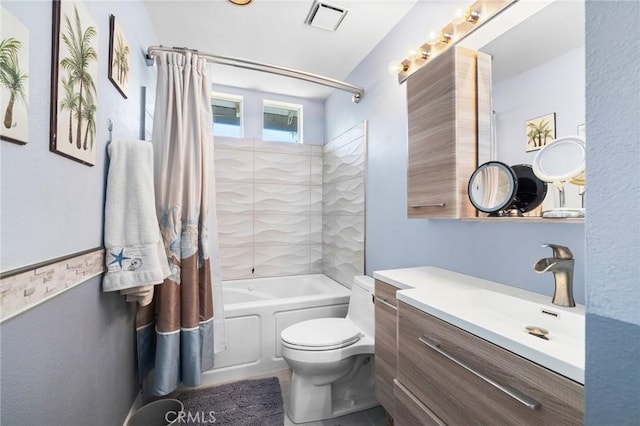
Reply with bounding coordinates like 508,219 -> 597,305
109,248 -> 131,269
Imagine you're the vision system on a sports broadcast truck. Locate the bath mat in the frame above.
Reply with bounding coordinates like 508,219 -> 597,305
173,377 -> 284,426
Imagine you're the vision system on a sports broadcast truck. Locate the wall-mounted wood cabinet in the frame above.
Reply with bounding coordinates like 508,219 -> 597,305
406,46 -> 480,219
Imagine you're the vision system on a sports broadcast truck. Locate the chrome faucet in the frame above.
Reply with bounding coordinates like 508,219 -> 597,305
533,243 -> 576,307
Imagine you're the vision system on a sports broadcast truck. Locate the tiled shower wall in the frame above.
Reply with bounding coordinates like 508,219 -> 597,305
214,124 -> 366,285
214,137 -> 323,280
322,123 -> 366,288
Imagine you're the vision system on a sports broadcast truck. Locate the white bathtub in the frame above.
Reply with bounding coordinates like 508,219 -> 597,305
200,274 -> 350,386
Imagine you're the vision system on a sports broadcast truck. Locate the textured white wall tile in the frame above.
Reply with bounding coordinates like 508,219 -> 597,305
254,245 -> 310,277
323,140 -> 365,185
254,139 -> 311,155
311,155 -> 323,186
332,216 -> 365,252
324,123 -> 365,154
254,152 -> 311,185
323,177 -> 365,216
323,216 -> 336,247
322,123 -> 366,287
214,149 -> 254,182
219,246 -> 253,281
214,136 -> 254,151
254,184 -> 311,215
311,185 -> 323,214
217,215 -> 254,247
333,252 -> 365,290
310,244 -> 323,273
216,182 -> 254,215
254,215 -> 311,246
311,145 -> 323,157
310,215 -> 322,244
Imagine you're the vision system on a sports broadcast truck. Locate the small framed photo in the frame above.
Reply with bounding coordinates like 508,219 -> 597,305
1,6 -> 30,145
526,112 -> 556,152
108,15 -> 129,99
50,0 -> 99,166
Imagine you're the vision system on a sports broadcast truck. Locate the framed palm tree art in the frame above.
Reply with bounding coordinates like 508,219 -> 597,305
108,15 -> 129,99
526,112 -> 556,152
50,0 -> 99,166
1,7 -> 29,145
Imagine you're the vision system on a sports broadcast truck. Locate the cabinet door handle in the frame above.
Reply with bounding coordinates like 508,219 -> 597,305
410,203 -> 446,208
418,336 -> 541,410
375,296 -> 397,310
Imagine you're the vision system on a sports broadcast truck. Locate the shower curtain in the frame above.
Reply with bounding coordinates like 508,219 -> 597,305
136,51 -> 225,396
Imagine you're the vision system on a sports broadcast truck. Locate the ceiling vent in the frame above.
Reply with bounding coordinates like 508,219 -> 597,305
304,1 -> 348,32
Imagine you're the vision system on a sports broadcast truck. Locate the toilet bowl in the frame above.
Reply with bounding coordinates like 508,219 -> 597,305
280,275 -> 378,424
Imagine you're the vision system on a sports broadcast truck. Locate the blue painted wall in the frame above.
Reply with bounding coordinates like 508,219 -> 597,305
584,0 -> 640,423
325,0 -> 640,422
324,1 -> 586,304
0,1 -> 158,424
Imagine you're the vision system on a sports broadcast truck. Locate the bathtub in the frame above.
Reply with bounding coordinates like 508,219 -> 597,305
200,274 -> 350,386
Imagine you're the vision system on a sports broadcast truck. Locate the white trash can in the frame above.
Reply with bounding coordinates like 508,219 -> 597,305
126,398 -> 184,426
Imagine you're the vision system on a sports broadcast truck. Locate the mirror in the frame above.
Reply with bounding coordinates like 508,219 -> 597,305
469,162 -> 548,217
460,0 -> 585,216
468,162 -> 517,215
533,136 -> 585,218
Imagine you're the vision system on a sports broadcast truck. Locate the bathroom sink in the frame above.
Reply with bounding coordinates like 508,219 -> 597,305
459,289 -> 584,343
374,266 -> 585,383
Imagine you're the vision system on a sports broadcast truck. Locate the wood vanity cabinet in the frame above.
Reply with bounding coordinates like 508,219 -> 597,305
373,280 -> 398,419
395,301 -> 584,425
406,45 -> 479,219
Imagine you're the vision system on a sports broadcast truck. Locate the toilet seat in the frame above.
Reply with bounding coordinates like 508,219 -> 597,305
281,318 -> 362,351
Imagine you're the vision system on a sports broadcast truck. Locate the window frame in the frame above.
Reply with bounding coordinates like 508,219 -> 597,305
211,91 -> 244,138
262,99 -> 303,144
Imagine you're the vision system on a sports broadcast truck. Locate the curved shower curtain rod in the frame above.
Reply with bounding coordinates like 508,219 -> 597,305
145,45 -> 364,103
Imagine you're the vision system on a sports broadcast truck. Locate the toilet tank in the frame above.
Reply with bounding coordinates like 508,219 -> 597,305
346,275 -> 375,338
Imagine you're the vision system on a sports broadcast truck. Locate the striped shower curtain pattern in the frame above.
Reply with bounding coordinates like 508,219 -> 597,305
137,51 -> 225,396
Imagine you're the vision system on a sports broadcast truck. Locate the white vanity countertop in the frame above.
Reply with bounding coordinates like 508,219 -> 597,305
373,266 -> 585,384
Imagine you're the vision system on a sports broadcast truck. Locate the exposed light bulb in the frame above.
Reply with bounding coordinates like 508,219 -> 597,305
440,30 -> 453,44
406,46 -> 428,61
388,61 -> 406,75
465,9 -> 480,23
452,7 -> 466,25
426,29 -> 439,46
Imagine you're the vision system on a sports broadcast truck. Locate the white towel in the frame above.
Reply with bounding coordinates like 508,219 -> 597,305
102,139 -> 170,305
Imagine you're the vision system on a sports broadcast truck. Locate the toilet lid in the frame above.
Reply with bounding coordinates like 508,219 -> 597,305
281,318 -> 361,350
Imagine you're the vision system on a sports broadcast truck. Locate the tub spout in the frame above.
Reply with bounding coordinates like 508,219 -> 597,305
534,244 -> 576,307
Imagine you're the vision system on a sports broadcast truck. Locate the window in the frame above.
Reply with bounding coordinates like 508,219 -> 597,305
211,93 -> 243,138
263,100 -> 302,143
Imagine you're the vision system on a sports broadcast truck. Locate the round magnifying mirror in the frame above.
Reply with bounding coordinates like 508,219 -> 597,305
468,161 -> 517,215
533,136 -> 585,218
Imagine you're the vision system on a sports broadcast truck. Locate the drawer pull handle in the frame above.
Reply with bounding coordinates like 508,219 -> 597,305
418,336 -> 541,410
375,296 -> 397,310
410,203 -> 446,208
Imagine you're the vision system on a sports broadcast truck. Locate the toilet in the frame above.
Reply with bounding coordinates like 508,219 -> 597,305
280,275 -> 377,424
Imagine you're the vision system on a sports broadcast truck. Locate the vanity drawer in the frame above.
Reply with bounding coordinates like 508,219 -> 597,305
374,279 -> 398,417
375,279 -> 398,308
393,379 -> 445,426
398,302 -> 584,425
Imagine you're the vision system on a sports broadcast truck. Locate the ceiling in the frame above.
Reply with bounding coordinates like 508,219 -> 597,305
144,0 -> 418,100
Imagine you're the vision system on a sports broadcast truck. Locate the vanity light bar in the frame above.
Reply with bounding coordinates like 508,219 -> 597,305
395,0 -> 516,83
